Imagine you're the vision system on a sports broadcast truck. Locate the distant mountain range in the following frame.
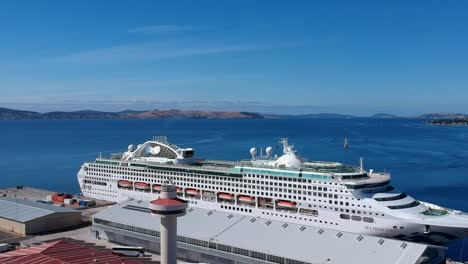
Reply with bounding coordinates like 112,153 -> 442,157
1,107 -> 468,120
371,113 -> 400,118
0,107 -> 263,120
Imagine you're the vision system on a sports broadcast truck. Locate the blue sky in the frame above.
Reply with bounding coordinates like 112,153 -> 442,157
0,1 -> 467,115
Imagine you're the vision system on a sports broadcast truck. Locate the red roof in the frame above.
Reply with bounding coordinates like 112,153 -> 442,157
0,240 -> 143,264
150,197 -> 187,206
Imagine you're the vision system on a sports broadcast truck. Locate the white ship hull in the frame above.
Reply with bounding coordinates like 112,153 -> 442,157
78,167 -> 467,245
77,137 -> 468,245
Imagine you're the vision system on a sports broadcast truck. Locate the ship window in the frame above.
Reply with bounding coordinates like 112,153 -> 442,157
375,193 -> 407,201
339,214 -> 350,220
351,215 -> 362,221
363,217 -> 374,223
387,201 -> 420,210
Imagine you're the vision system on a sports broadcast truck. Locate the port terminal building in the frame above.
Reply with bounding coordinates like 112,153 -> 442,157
92,199 -> 446,264
0,197 -> 81,235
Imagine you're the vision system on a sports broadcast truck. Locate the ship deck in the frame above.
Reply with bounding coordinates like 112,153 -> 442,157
97,155 -> 364,175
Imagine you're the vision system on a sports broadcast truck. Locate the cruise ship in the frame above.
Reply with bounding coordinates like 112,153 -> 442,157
78,136 -> 468,245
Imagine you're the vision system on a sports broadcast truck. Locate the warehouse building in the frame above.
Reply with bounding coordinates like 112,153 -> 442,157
0,197 -> 82,235
92,199 -> 447,264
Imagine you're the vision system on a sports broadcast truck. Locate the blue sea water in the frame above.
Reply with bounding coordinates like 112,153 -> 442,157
0,118 -> 467,260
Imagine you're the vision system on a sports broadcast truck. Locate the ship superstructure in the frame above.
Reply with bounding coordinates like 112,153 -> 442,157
78,136 -> 468,244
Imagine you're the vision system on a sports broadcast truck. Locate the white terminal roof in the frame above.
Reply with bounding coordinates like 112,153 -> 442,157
0,197 -> 79,223
93,199 -> 444,264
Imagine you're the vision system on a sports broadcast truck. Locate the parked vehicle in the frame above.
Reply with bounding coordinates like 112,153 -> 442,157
111,246 -> 145,257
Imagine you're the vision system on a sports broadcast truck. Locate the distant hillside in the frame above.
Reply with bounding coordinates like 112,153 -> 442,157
125,109 -> 264,119
0,107 -> 264,120
0,107 -> 40,120
413,113 -> 468,119
2,107 -> 468,120
427,118 -> 468,126
292,113 -> 355,119
41,110 -> 119,119
371,113 -> 400,118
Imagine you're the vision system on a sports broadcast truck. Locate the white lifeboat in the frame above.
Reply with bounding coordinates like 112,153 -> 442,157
218,193 -> 234,200
118,180 -> 133,188
135,182 -> 150,190
238,195 -> 255,203
277,200 -> 297,208
186,188 -> 199,195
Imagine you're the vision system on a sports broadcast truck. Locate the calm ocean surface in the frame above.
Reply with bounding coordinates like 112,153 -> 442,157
0,118 -> 467,259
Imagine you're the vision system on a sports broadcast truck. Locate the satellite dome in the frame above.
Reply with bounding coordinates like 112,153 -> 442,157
265,146 -> 273,157
250,147 -> 257,156
275,152 -> 302,168
149,146 -> 161,155
128,144 -> 135,152
250,147 -> 257,160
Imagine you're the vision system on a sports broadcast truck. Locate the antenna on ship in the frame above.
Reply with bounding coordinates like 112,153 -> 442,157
344,137 -> 349,149
279,138 -> 289,154
360,157 -> 364,171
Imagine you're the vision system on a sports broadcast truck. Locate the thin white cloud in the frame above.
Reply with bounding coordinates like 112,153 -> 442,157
128,25 -> 191,34
49,41 -> 289,64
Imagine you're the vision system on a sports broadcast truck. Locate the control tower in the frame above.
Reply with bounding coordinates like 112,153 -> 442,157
149,182 -> 188,264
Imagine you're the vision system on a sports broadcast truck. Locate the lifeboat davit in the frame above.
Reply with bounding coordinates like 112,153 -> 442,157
238,195 -> 255,203
118,180 -> 133,188
135,182 -> 150,190
218,193 -> 234,200
277,200 -> 297,208
152,184 -> 161,191
186,188 -> 199,195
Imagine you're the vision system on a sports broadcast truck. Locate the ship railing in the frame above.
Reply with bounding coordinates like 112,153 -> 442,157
419,201 -> 449,212
144,160 -> 240,173
203,160 -> 239,166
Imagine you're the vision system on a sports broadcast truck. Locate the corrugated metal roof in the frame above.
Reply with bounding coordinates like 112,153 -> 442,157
0,240 -> 143,264
0,197 -> 79,223
93,199 -> 443,264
